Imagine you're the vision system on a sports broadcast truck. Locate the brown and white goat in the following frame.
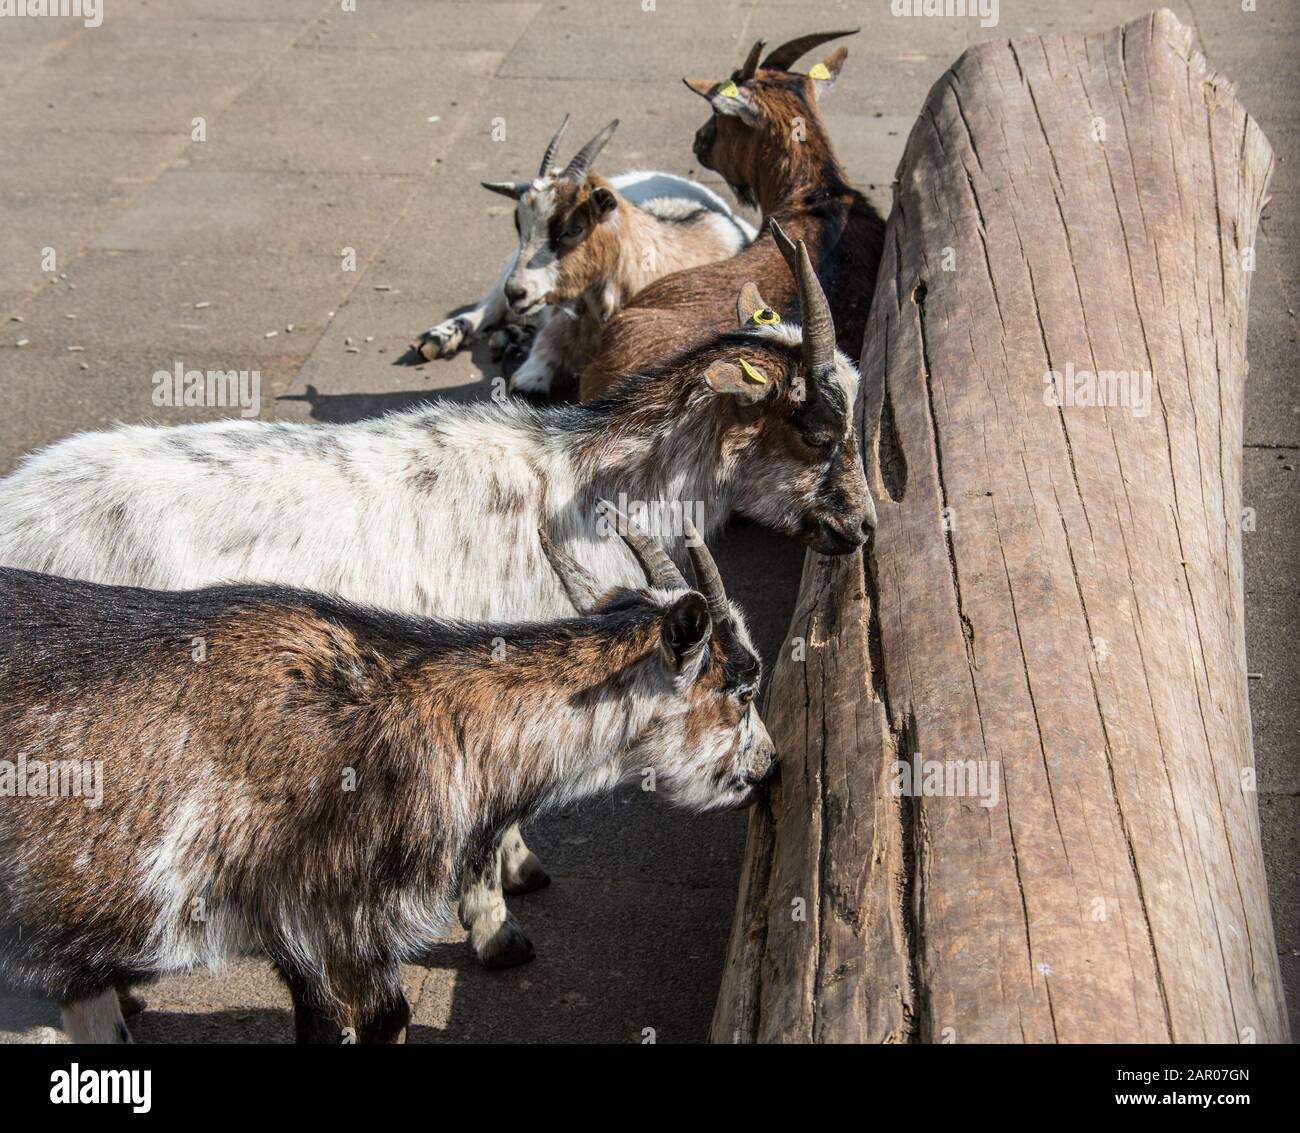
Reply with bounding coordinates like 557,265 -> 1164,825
0,517 -> 776,1044
417,118 -> 755,396
579,29 -> 886,401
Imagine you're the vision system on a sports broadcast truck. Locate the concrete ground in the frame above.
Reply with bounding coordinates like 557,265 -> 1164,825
0,1 -> 1294,1042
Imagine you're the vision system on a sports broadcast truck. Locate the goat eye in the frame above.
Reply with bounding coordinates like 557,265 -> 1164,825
738,689 -> 754,704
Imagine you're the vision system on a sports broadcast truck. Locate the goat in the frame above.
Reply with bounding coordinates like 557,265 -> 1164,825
0,230 -> 871,974
415,117 -> 756,396
0,516 -> 777,1043
578,30 -> 887,401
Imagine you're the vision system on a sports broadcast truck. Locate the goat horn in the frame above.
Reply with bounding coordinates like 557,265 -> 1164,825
739,38 -> 766,80
682,518 -> 729,625
538,113 -> 571,177
770,219 -> 835,375
538,528 -> 603,614
769,216 -> 798,269
562,119 -> 619,183
482,180 -> 527,200
597,499 -> 687,591
760,28 -> 858,73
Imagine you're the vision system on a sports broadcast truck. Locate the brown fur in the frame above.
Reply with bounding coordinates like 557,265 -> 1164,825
579,64 -> 885,400
0,562 -> 770,1043
532,173 -> 752,388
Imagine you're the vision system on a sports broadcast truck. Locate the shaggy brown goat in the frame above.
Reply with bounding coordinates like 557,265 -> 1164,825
578,30 -> 886,401
0,516 -> 775,1043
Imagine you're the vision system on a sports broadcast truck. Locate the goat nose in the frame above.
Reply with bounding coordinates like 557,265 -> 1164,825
746,756 -> 780,787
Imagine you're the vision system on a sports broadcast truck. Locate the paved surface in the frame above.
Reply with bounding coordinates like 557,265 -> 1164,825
0,1 -> 1293,1042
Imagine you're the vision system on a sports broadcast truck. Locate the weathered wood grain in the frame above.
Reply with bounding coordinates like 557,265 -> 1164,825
711,8 -> 1287,1043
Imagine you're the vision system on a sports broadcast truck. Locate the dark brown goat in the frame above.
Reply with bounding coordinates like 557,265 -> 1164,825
0,522 -> 775,1043
579,30 -> 886,401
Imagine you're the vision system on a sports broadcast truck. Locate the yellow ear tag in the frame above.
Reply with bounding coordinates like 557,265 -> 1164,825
808,63 -> 831,81
738,358 -> 767,385
717,80 -> 739,99
751,307 -> 780,326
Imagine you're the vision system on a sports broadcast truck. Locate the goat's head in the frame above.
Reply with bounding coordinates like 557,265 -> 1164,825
540,505 -> 777,812
683,30 -> 855,207
688,220 -> 876,554
482,117 -> 623,315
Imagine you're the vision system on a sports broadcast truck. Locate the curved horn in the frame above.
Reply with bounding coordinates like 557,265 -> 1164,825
482,180 -> 527,200
739,38 -> 766,80
682,519 -> 729,625
760,28 -> 858,73
538,527 -> 602,613
562,119 -> 619,183
769,219 -> 835,373
597,500 -> 687,590
768,216 -> 798,269
538,113 -> 571,177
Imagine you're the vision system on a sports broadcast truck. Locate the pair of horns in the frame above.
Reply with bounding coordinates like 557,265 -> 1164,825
540,502 -> 731,627
768,219 -> 835,376
483,118 -> 619,200
538,115 -> 619,181
738,28 -> 857,79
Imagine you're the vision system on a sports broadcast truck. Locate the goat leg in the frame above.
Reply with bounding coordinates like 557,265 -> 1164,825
459,838 -> 536,969
60,988 -> 133,1044
417,251 -> 516,360
499,821 -> 550,895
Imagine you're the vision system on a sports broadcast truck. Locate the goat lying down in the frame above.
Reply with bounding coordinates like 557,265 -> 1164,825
0,229 -> 872,973
0,517 -> 777,1044
416,117 -> 756,396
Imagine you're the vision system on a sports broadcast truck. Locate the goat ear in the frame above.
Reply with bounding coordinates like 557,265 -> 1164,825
711,87 -> 761,126
704,360 -> 773,405
591,185 -> 618,219
659,592 -> 711,676
681,77 -> 760,124
482,180 -> 527,200
808,46 -> 848,100
736,282 -> 776,327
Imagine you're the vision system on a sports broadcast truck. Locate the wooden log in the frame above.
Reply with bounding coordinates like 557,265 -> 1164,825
711,8 -> 1288,1044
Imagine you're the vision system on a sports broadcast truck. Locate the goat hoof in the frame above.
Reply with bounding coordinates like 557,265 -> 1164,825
117,990 -> 147,1017
417,339 -> 439,362
502,853 -> 551,896
475,920 -> 536,970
